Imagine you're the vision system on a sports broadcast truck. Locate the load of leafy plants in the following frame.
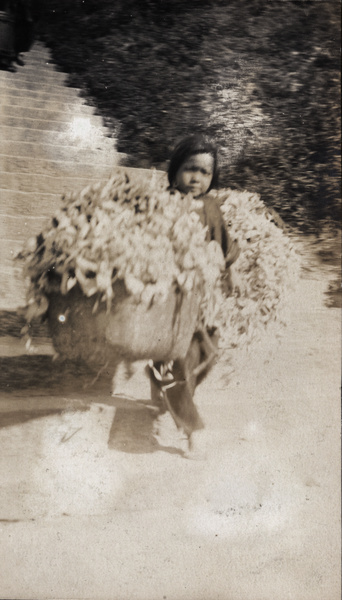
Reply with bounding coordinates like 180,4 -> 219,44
19,170 -> 224,332
18,170 -> 300,355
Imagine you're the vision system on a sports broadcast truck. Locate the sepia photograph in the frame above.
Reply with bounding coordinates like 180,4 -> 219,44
0,1 -> 341,599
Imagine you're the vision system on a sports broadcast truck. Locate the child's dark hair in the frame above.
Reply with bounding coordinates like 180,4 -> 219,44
168,134 -> 219,191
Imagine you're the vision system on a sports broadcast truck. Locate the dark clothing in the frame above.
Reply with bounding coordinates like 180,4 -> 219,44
197,195 -> 229,255
196,194 -> 240,263
150,329 -> 220,437
197,195 -> 240,296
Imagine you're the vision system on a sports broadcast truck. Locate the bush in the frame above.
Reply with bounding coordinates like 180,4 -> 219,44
37,0 -> 341,232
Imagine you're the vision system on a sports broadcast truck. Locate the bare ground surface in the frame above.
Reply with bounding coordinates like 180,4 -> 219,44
0,258 -> 340,600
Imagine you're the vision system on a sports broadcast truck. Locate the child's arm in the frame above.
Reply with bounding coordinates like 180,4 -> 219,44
202,197 -> 240,265
224,233 -> 240,267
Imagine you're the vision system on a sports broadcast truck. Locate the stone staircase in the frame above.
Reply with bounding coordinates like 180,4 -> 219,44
0,41 -> 126,312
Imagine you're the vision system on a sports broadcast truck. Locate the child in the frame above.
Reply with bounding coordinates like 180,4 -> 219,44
168,134 -> 240,289
149,135 -> 240,458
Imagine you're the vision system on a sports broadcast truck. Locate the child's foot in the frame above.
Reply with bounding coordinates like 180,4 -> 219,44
184,430 -> 207,460
152,412 -> 187,450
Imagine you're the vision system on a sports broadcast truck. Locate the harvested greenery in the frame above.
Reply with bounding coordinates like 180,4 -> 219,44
216,189 -> 301,350
19,170 -> 224,336
18,171 -> 300,357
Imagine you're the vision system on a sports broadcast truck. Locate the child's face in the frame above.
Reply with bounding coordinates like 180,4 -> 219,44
174,153 -> 214,197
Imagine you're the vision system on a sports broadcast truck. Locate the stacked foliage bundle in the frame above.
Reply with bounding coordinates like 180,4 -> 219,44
19,170 -> 224,339
19,170 -> 300,359
214,189 -> 300,350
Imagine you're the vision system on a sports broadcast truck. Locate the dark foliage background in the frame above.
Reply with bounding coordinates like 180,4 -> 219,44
36,0 -> 340,233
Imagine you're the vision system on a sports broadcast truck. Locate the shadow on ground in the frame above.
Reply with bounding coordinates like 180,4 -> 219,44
0,354 -> 110,393
0,409 -> 66,428
108,405 -> 183,456
0,353 -> 180,455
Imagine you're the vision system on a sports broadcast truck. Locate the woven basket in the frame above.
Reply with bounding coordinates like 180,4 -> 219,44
47,281 -> 201,366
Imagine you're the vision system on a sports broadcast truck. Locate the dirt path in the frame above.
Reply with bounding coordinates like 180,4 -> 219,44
0,255 -> 340,600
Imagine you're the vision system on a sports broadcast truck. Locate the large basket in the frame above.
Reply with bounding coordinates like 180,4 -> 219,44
47,280 -> 201,366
